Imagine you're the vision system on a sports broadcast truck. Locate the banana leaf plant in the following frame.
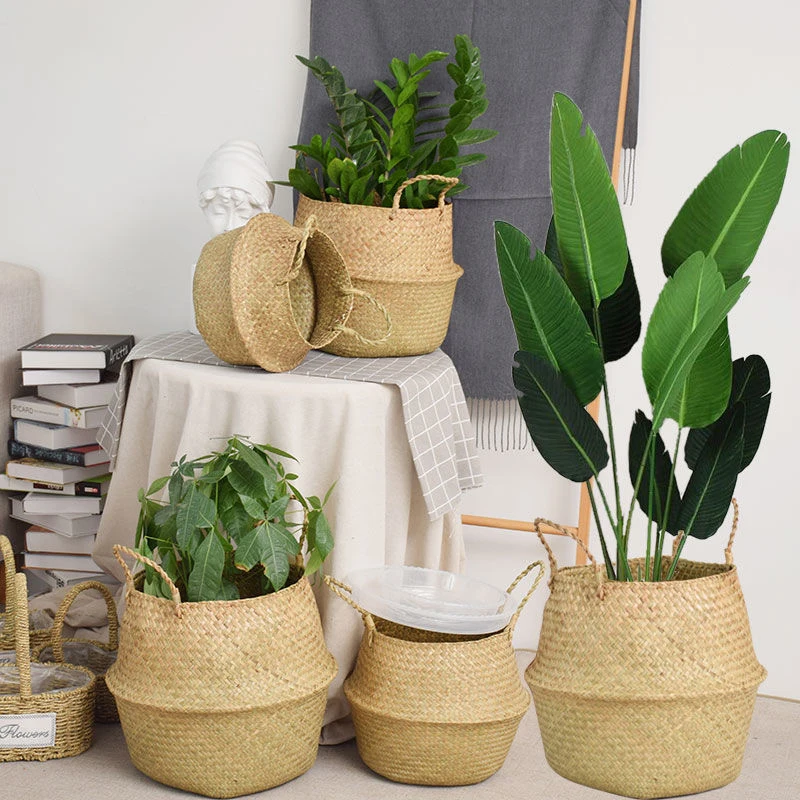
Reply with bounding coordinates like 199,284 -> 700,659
283,34 -> 497,209
497,92 -> 789,580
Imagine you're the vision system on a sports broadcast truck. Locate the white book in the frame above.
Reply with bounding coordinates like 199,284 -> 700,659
6,458 -> 111,485
37,380 -> 117,408
23,368 -> 101,386
13,419 -> 99,449
10,498 -> 102,537
10,396 -> 108,429
0,472 -> 112,496
22,492 -> 105,514
24,552 -> 103,573
33,568 -> 110,589
25,526 -> 97,554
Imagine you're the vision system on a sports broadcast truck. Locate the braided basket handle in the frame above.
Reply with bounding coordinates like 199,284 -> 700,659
533,518 -> 605,599
13,572 -> 32,697
390,174 -> 460,217
670,498 -> 739,567
1,534 -> 17,641
279,214 -> 317,286
51,580 -> 119,662
323,575 -> 377,639
113,544 -> 183,618
505,561 -> 545,634
334,288 -> 393,346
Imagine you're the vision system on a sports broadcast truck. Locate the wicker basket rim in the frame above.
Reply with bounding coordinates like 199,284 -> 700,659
554,558 -> 736,589
366,622 -> 514,648
297,193 -> 455,219
0,661 -> 97,702
344,265 -> 464,285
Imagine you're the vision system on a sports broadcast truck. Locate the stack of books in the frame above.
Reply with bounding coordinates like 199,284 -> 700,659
2,333 -> 134,589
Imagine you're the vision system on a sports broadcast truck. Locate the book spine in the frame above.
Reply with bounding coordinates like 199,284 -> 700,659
10,398 -> 92,428
106,336 -> 135,370
8,439 -> 87,466
75,478 -> 108,496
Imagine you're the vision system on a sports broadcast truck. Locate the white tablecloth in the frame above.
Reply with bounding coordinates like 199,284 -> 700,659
91,358 -> 468,742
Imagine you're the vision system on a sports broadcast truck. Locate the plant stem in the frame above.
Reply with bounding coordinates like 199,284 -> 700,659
645,438 -> 657,580
623,424 -> 659,550
654,428 -> 682,580
665,532 -> 687,580
596,480 -> 631,580
587,482 -> 616,579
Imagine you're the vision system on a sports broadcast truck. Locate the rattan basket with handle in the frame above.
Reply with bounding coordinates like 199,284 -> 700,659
0,552 -> 96,762
325,561 -> 544,786
33,580 -> 119,723
106,545 -> 337,798
294,175 -> 463,357
0,533 -> 53,649
526,505 -> 766,799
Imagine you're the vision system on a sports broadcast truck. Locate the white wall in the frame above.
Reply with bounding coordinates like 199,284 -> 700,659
2,2 -> 798,698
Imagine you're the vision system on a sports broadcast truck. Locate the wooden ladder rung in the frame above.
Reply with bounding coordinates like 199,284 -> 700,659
461,514 -> 577,538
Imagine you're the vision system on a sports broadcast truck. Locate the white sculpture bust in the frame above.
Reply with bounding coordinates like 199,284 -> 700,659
197,140 -> 275,236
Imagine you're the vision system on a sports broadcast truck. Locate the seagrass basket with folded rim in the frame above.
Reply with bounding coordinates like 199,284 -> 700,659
0,553 -> 96,762
106,546 -> 337,798
526,508 -> 766,800
294,174 -> 464,357
33,580 -> 119,723
325,561 -> 545,786
0,532 -> 52,649
193,212 -> 386,372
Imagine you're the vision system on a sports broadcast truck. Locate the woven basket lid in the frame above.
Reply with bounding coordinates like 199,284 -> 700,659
194,213 -> 354,372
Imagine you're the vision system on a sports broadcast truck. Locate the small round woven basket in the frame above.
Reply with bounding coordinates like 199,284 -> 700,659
193,213 -> 356,372
0,558 -> 96,763
325,561 -> 544,786
106,546 -> 337,798
526,510 -> 766,799
33,580 -> 119,723
294,175 -> 463,357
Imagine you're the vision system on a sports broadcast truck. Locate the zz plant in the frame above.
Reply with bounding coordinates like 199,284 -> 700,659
135,436 -> 334,601
286,34 -> 497,209
497,92 -> 789,581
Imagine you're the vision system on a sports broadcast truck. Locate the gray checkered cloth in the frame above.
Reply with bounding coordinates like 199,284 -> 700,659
98,331 -> 482,520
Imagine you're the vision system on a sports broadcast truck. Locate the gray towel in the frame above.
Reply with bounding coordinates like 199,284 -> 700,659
297,0 -> 640,410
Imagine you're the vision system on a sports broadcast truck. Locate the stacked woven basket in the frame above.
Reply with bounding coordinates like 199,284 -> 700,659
193,175 -> 462,371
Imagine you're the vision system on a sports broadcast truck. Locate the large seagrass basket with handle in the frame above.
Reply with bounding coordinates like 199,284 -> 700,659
526,508 -> 766,799
106,546 -> 337,798
325,561 -> 544,786
294,174 -> 463,357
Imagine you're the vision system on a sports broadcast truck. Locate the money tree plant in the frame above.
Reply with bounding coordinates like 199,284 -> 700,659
135,436 -> 334,601
496,92 -> 789,581
285,34 -> 497,209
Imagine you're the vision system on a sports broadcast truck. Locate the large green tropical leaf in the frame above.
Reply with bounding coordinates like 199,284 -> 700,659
176,482 -> 217,549
186,531 -> 225,601
662,130 -> 790,286
628,411 -> 681,534
642,253 -> 748,430
677,406 -> 745,539
685,354 -> 771,472
495,221 -> 604,405
549,93 -> 628,309
513,351 -> 609,482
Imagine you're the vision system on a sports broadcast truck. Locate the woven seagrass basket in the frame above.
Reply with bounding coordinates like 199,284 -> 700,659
33,580 -> 119,723
0,533 -> 53,649
0,563 -> 96,762
526,511 -> 766,799
106,546 -> 337,798
294,174 -> 463,357
326,561 -> 544,786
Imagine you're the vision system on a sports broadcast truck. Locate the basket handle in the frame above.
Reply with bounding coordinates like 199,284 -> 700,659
323,575 -> 377,641
1,534 -> 17,642
533,517 -> 605,599
51,580 -> 119,662
279,214 -> 317,286
113,544 -> 183,618
334,288 -> 393,346
13,572 -> 32,697
505,561 -> 545,634
670,498 -> 739,567
390,174 -> 460,218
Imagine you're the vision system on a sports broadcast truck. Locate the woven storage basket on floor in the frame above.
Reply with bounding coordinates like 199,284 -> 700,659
106,546 -> 337,798
33,580 -> 119,723
526,513 -> 766,799
0,564 -> 96,762
0,532 -> 53,649
193,212 -> 358,371
294,175 -> 463,357
326,561 -> 544,786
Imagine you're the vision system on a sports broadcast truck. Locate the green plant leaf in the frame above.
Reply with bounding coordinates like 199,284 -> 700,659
233,523 -> 269,572
678,406 -> 745,539
261,523 -> 295,591
642,253 -> 749,430
176,482 -> 216,542
453,128 -> 497,147
549,92 -> 628,309
662,130 -> 790,287
145,475 -> 170,497
495,221 -> 603,405
287,167 -> 323,201
186,531 -> 225,601
239,494 -> 265,519
306,509 -> 334,566
589,255 -> 641,363
513,351 -> 609,482
267,495 -> 291,520
628,411 -> 681,534
685,354 -> 771,472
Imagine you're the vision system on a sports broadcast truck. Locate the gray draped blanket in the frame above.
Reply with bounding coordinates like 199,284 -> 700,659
297,1 -> 640,437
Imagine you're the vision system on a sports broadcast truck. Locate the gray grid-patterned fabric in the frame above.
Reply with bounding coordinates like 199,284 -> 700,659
98,331 -> 482,520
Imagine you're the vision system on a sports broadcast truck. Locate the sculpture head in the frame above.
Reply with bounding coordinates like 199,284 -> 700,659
197,140 -> 275,237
